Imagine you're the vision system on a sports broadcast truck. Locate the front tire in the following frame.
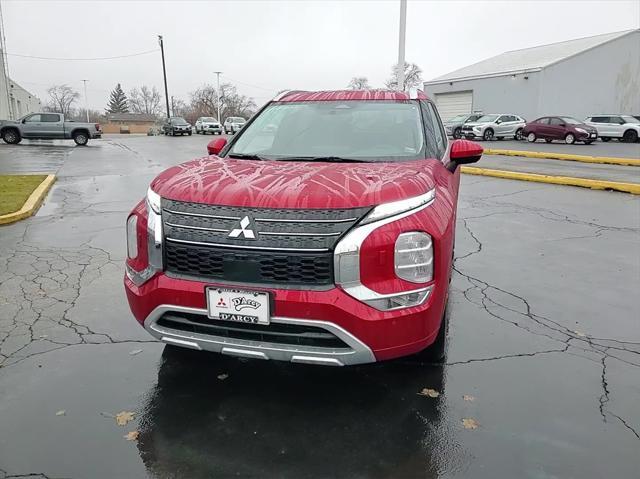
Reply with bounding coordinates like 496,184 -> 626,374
527,132 -> 537,142
453,127 -> 462,139
2,128 -> 21,144
416,306 -> 449,363
73,131 -> 89,146
483,128 -> 494,141
515,128 -> 524,141
565,133 -> 575,145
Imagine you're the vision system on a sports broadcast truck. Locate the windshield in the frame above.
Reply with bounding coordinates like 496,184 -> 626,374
202,117 -> 216,122
560,117 -> 582,125
447,114 -> 467,122
229,117 -> 245,123
228,101 -> 425,162
622,115 -> 640,124
476,114 -> 499,123
171,118 -> 188,125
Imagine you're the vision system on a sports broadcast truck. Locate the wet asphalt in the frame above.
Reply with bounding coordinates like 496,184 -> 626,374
0,135 -> 639,479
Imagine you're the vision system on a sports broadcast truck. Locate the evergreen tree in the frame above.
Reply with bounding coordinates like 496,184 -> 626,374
106,83 -> 129,113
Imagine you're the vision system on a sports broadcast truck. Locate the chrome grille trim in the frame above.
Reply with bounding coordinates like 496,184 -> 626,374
166,237 -> 330,252
164,222 -> 229,233
163,208 -> 241,221
254,217 -> 359,224
258,231 -> 341,237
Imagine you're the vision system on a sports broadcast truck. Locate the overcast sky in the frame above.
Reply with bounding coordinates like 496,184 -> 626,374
4,0 -> 639,111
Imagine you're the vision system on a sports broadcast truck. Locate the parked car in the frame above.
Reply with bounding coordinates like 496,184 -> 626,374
461,114 -> 525,141
162,117 -> 192,136
0,112 -> 102,146
523,116 -> 598,144
584,115 -> 640,143
444,113 -> 483,139
224,117 -> 246,134
124,89 -> 483,366
195,117 -> 222,135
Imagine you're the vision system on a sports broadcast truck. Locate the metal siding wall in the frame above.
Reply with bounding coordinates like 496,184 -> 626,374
434,91 -> 473,121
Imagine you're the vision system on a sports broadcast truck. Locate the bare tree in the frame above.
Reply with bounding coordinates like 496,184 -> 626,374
385,62 -> 423,90
347,77 -> 371,90
129,86 -> 162,116
68,108 -> 104,122
46,84 -> 80,116
189,83 -> 256,122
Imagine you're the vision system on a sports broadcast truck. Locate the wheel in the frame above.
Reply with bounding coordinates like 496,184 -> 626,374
73,131 -> 89,146
527,132 -> 536,142
565,133 -> 575,145
623,129 -> 638,143
515,128 -> 524,141
601,137 -> 611,142
453,127 -> 462,139
482,128 -> 494,141
188,132 -> 192,136
415,306 -> 449,363
545,139 -> 553,143
584,140 -> 594,145
2,128 -> 21,144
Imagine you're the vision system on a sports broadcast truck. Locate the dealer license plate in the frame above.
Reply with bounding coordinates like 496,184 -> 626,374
206,287 -> 270,325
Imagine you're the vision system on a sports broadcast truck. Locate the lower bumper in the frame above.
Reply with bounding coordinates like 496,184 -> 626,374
92,132 -> 102,139
144,304 -> 376,366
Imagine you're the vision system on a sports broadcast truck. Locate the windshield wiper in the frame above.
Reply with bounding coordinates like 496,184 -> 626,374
276,156 -> 371,163
227,153 -> 269,161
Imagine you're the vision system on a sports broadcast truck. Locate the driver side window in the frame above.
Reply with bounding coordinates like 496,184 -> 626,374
24,114 -> 42,123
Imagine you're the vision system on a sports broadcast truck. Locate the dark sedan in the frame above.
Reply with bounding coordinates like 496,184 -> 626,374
523,116 -> 597,144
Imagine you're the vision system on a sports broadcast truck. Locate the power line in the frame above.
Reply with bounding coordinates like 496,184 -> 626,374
4,49 -> 159,61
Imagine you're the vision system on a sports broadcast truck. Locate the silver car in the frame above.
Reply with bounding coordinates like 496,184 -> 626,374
444,113 -> 483,139
224,117 -> 246,135
461,114 -> 526,141
195,117 -> 223,135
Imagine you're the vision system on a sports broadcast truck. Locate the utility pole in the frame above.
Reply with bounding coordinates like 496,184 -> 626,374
171,95 -> 175,116
158,35 -> 170,120
397,0 -> 407,92
214,71 -> 222,122
81,80 -> 89,122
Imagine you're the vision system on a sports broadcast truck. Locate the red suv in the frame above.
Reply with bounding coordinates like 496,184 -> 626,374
124,89 -> 483,366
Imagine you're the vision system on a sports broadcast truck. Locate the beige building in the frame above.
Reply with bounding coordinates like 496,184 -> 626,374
102,113 -> 158,134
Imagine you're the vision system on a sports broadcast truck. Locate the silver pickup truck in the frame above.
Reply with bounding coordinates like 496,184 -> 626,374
0,112 -> 102,146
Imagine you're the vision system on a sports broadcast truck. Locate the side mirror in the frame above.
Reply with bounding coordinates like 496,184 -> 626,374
448,139 -> 483,172
559,123 -> 566,127
495,120 -> 501,124
207,137 -> 227,155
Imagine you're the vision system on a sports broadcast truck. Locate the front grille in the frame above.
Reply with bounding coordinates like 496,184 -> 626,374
157,312 -> 350,349
462,125 -> 473,131
162,199 -> 370,286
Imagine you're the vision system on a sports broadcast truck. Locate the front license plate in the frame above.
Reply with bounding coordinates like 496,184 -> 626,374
206,287 -> 270,325
590,133 -> 596,138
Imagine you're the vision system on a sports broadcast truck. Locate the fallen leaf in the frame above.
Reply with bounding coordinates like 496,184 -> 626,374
462,418 -> 479,430
463,395 -> 475,402
574,330 -> 586,338
55,410 -> 66,416
124,430 -> 139,441
217,374 -> 229,381
417,388 -> 440,398
129,349 -> 143,356
115,411 -> 135,426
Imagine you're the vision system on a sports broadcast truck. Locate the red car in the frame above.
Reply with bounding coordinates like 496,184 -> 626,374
124,89 -> 483,366
523,116 -> 598,144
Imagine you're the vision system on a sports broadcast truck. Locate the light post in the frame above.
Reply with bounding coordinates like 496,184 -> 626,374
81,79 -> 89,122
158,35 -> 171,120
397,0 -> 407,91
214,71 -> 222,122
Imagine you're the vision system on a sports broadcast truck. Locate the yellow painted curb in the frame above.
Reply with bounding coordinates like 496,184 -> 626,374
461,166 -> 640,195
0,175 -> 56,225
484,148 -> 640,167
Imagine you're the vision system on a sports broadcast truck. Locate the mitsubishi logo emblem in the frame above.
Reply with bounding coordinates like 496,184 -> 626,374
228,216 -> 256,239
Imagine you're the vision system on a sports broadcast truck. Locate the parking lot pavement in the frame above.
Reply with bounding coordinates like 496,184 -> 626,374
0,135 -> 639,478
479,154 -> 640,183
484,139 -> 640,159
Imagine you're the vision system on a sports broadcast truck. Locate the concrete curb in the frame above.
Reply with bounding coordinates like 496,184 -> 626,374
484,148 -> 640,167
461,166 -> 640,195
0,175 -> 56,225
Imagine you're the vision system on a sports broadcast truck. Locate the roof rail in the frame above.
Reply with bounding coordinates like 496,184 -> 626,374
408,87 -> 420,99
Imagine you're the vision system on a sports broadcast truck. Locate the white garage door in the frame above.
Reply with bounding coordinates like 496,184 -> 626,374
434,91 -> 473,121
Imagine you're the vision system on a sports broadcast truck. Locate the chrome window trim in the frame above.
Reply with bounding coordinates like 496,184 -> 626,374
143,304 -> 376,366
334,188 -> 436,309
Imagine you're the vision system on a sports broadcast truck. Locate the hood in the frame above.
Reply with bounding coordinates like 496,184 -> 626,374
151,157 -> 439,209
463,122 -> 487,127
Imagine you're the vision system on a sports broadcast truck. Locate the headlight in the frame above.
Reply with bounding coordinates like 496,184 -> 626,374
360,189 -> 435,225
575,128 -> 587,134
146,187 -> 161,214
126,215 -> 138,259
395,232 -> 433,283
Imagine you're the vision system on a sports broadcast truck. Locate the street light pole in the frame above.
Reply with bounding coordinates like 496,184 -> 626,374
81,79 -> 89,122
214,71 -> 222,122
397,0 -> 407,91
158,35 -> 171,120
